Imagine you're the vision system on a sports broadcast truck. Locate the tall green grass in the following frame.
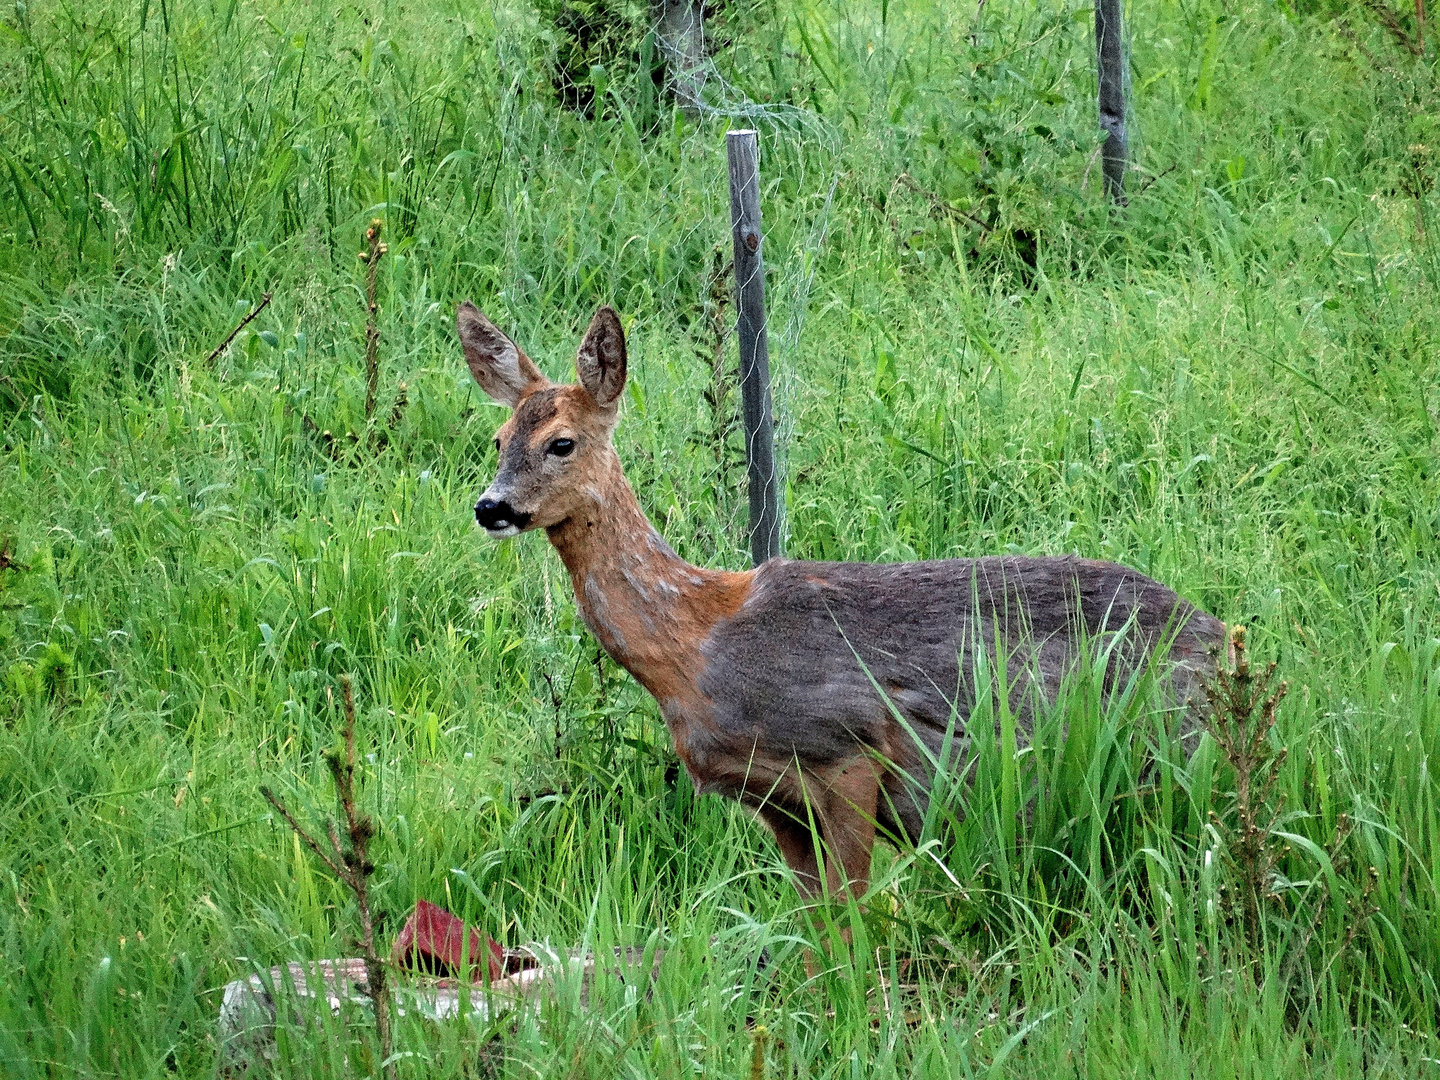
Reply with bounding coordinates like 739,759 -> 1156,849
1,0 -> 1438,1074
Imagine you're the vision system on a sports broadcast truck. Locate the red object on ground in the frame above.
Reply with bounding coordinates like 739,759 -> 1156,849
390,899 -> 504,983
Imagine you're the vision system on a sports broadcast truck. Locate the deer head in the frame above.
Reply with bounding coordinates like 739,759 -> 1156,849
457,302 -> 628,536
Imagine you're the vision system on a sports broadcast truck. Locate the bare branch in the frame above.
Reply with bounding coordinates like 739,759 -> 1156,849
260,786 -> 347,880
207,292 -> 273,365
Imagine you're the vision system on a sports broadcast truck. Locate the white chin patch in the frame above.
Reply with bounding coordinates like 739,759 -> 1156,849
483,524 -> 521,539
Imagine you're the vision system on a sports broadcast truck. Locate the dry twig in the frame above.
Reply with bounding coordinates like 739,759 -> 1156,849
1133,163 -> 1178,198
360,220 -> 388,423
207,292 -> 273,364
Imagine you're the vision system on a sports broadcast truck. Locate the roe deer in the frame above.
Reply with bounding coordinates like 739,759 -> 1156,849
458,302 -> 1226,904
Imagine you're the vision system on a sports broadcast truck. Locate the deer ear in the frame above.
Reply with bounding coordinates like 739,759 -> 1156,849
456,302 -> 548,407
575,306 -> 627,407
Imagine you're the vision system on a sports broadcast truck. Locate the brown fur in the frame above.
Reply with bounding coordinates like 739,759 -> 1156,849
458,303 -> 1227,907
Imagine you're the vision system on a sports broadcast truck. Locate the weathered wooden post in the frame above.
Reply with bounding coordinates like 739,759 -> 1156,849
726,129 -> 783,565
1095,0 -> 1127,205
654,0 -> 707,116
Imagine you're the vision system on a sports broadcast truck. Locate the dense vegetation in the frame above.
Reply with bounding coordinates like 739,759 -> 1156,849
2,0 -> 1438,1074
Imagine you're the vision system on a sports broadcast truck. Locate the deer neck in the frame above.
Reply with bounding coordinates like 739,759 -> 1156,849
544,453 -> 751,713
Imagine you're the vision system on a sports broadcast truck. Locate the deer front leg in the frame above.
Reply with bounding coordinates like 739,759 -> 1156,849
758,803 -> 824,899
758,758 -> 881,964
757,758 -> 881,904
818,758 -> 880,902
756,802 -> 833,976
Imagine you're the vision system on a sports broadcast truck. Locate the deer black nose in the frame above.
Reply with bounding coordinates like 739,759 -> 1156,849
475,498 -> 529,532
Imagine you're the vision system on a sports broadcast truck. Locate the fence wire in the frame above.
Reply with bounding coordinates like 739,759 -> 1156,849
656,12 -> 843,557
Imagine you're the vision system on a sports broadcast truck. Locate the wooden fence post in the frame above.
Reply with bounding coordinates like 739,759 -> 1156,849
1095,0 -> 1127,205
654,0 -> 708,116
726,129 -> 783,565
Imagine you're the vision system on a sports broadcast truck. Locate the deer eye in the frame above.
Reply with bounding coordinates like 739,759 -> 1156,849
493,438 -> 501,454
548,438 -> 576,458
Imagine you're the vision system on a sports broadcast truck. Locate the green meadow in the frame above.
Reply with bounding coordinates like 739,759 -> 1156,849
2,0 -> 1438,1074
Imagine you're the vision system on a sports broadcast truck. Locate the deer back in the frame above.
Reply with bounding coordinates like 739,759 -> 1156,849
694,554 -> 1224,774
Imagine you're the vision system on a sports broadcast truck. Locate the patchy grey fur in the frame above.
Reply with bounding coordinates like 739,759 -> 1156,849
695,555 -> 1224,840
482,389 -> 561,505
